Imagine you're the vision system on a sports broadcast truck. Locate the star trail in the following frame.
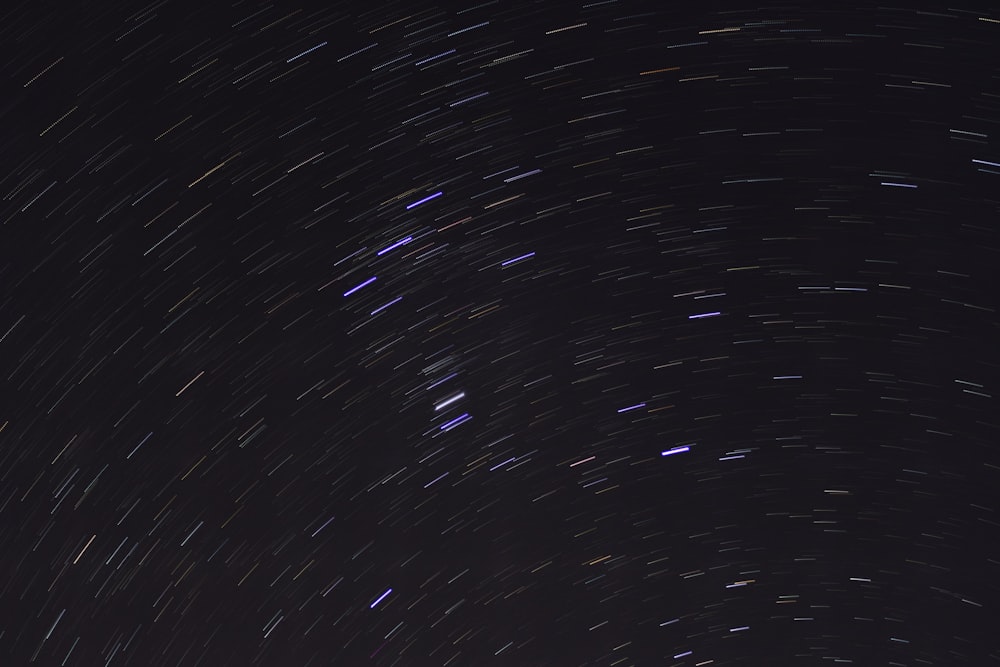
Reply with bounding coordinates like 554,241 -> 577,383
2,2 -> 1000,666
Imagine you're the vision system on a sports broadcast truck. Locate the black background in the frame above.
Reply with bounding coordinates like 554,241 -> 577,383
2,2 -> 999,665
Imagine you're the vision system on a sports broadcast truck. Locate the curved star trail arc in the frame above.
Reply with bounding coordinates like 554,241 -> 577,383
2,2 -> 999,666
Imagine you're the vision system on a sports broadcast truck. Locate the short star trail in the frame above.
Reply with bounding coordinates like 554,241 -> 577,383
2,2 -> 999,665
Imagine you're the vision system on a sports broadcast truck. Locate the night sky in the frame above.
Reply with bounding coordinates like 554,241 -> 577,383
2,2 -> 1000,665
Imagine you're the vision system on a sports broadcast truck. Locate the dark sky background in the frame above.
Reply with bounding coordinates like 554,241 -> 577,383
2,2 -> 999,665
